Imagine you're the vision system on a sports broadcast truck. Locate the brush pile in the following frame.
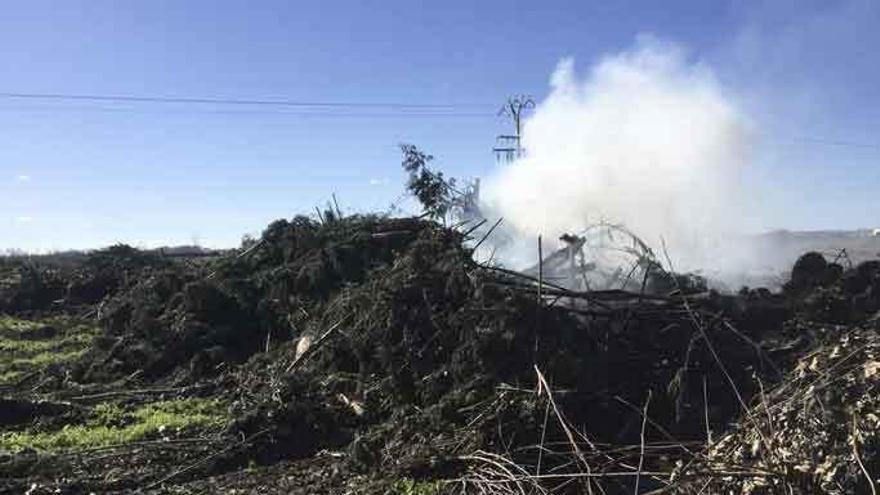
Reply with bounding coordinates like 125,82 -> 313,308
671,322 -> 880,494
1,214 -> 879,493
0,245 -> 172,315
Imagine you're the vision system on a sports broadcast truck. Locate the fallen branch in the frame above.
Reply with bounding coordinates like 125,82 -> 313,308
634,390 -> 652,495
144,427 -> 273,490
852,415 -> 877,495
66,383 -> 213,402
285,318 -> 346,373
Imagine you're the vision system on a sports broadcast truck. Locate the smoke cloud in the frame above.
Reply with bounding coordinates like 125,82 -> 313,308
480,37 -> 754,276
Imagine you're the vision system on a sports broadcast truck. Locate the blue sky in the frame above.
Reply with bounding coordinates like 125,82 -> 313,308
2,0 -> 878,251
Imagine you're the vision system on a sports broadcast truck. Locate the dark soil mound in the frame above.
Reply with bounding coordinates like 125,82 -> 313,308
68,217 -> 800,487
784,251 -> 880,323
0,244 -> 171,315
5,222 -> 880,494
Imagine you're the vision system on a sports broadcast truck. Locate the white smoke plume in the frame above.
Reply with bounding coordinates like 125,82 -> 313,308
480,37 -> 755,277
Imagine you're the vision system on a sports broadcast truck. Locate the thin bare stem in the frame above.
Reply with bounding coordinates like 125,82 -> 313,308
852,415 -> 877,495
634,390 -> 653,495
535,365 -> 595,495
472,217 -> 504,252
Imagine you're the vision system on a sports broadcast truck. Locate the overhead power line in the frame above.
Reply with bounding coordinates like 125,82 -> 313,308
0,91 -> 492,110
0,91 -> 877,152
0,104 -> 495,119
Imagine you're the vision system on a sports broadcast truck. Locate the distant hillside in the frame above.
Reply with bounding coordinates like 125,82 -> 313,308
154,245 -> 226,258
1,245 -> 226,265
752,228 -> 880,267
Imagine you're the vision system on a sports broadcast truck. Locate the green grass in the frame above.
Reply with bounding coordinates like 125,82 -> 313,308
391,479 -> 446,495
0,314 -> 42,332
0,315 -> 100,384
5,348 -> 88,371
0,398 -> 228,452
0,316 -> 230,453
0,315 -> 99,337
0,331 -> 94,353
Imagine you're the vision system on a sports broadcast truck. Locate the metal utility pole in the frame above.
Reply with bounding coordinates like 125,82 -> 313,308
493,95 -> 535,163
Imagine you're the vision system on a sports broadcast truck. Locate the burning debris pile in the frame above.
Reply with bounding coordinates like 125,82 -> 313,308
0,213 -> 878,493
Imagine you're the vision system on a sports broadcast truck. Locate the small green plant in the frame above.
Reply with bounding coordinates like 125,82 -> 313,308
400,144 -> 457,221
391,478 -> 445,495
90,403 -> 127,428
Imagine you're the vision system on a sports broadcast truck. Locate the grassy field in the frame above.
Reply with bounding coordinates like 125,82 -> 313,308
0,315 -> 229,456
0,315 -> 101,384
0,398 -> 227,452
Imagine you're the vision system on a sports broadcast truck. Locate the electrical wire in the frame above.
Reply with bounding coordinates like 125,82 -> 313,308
0,91 -> 876,151
0,103 -> 496,119
0,91 -> 492,110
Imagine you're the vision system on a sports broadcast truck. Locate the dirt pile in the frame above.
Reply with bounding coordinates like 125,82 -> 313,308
74,215 -> 436,382
784,251 -> 880,323
3,222 -> 880,493
0,245 -> 171,315
77,216 -> 800,485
